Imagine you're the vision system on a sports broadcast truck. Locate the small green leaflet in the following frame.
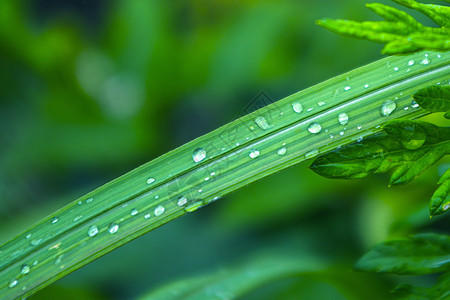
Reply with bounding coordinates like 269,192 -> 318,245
355,233 -> 450,275
429,168 -> 450,217
310,120 -> 449,186
316,0 -> 450,54
392,271 -> 450,300
413,85 -> 450,118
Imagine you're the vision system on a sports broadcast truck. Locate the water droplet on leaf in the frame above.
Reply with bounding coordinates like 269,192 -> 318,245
292,102 -> 303,113
88,225 -> 98,237
154,205 -> 165,216
277,147 -> 287,155
249,149 -> 260,159
255,116 -> 272,130
108,223 -> 119,234
308,122 -> 322,134
338,113 -> 349,125
381,100 -> 396,116
192,148 -> 206,163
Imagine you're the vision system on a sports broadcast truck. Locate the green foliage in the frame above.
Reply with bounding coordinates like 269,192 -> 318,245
392,272 -> 450,299
316,0 -> 450,54
413,85 -> 450,118
355,233 -> 450,275
310,120 -> 450,186
429,168 -> 450,216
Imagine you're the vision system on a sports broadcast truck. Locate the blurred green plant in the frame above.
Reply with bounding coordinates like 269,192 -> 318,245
0,0 -> 449,299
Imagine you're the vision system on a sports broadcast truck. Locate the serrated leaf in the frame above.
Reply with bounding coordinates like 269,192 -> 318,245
317,1 -> 450,54
355,233 -> 450,275
429,168 -> 450,217
392,271 -> 450,299
310,120 -> 450,186
413,85 -> 450,115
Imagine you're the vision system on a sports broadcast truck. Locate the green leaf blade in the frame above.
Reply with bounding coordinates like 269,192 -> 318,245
429,168 -> 450,217
355,233 -> 450,275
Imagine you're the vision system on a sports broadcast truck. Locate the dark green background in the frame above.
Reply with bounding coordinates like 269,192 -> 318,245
1,0 -> 448,299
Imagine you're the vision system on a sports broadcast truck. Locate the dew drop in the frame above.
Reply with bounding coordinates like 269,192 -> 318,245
78,201 -> 82,205
420,58 -> 430,65
249,149 -> 260,159
31,239 -> 42,246
146,177 -> 155,185
443,203 -> 450,211
292,102 -> 303,113
344,86 -> 351,91
177,196 -> 187,206
381,100 -> 396,116
8,279 -> 18,288
88,225 -> 98,237
411,100 -> 420,108
338,113 -> 349,125
204,177 -> 210,181
364,84 -> 369,88
130,208 -> 139,216
317,101 -> 326,107
403,106 -> 409,111
51,217 -> 59,224
437,54 -> 442,58
393,67 -> 399,71
73,215 -> 83,222
144,213 -> 151,219
32,260 -> 38,266
86,197 -> 93,204
339,131 -> 345,136
307,122 -> 322,134
154,195 -> 159,199
185,201 -> 204,213
255,116 -> 272,130
108,223 -> 119,234
305,149 -> 319,159
307,107 -> 314,112
154,205 -> 165,216
210,172 -> 216,176
407,59 -> 415,66
249,126 -> 255,131
21,264 -> 30,275
277,147 -> 287,156
25,233 -> 31,239
192,148 -> 206,163
357,125 -> 362,130
329,134 -> 334,139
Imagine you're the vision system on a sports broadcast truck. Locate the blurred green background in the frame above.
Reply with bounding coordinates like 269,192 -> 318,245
1,0 -> 448,299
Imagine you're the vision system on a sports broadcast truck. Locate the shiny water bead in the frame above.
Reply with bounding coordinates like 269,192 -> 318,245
144,213 -> 151,219
338,113 -> 348,125
154,205 -> 165,216
21,264 -> 30,275
88,225 -> 99,237
420,57 -> 430,65
130,208 -> 139,216
307,122 -> 322,134
344,86 -> 351,91
8,279 -> 18,288
411,100 -> 420,108
305,149 -> 319,159
255,116 -> 271,130
51,217 -> 59,224
381,100 -> 396,116
192,148 -> 206,163
317,101 -> 326,107
292,102 -> 303,113
408,59 -> 415,66
177,196 -> 187,206
146,177 -> 155,184
249,149 -> 260,159
108,223 -> 119,234
277,147 -> 287,155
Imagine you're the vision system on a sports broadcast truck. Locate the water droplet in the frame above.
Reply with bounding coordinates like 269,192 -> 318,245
329,134 -> 334,139
437,54 -> 442,58
8,279 -> 18,288
406,68 -> 411,73
277,147 -> 287,156
411,100 -> 420,108
364,84 -> 369,88
339,131 -> 345,136
146,177 -> 155,184
210,172 -> 216,176
88,225 -> 98,237
317,101 -> 326,107
381,100 -> 396,116
407,59 -> 415,66
177,196 -> 187,206
393,67 -> 399,71
192,148 -> 206,163
338,113 -> 349,125
154,205 -> 165,216
305,149 -> 319,159
249,126 -> 255,131
344,86 -> 351,91
51,217 -> 59,224
249,149 -> 260,159
130,208 -> 139,216
292,102 -> 303,113
403,106 -> 409,111
21,264 -> 30,275
420,58 -> 430,65
235,142 -> 240,146
32,260 -> 38,266
255,116 -> 272,130
307,122 -> 322,134
204,177 -> 210,181
307,107 -> 314,112
443,203 -> 450,211
154,195 -> 159,199
78,201 -> 82,205
108,223 -> 119,234
31,239 -> 42,246
357,125 -> 362,130
144,213 -> 151,219
86,197 -> 93,204
198,189 -> 203,193
185,201 -> 204,213
73,215 -> 83,222
25,233 -> 31,239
